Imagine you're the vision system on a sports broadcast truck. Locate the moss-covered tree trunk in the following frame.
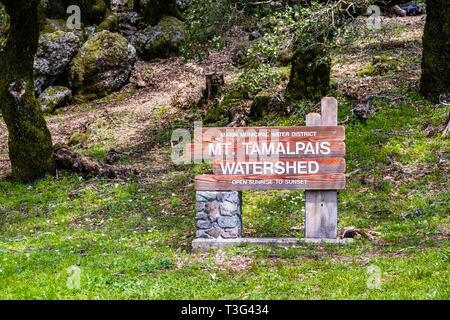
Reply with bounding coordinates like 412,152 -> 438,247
285,46 -> 331,102
420,0 -> 450,102
0,0 -> 55,183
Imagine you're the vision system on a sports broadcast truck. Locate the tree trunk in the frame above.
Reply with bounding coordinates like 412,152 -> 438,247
204,73 -> 224,102
285,46 -> 331,102
54,146 -> 137,179
420,0 -> 450,102
0,0 -> 55,183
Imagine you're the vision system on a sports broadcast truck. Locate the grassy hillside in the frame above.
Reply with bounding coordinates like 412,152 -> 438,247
0,12 -> 448,299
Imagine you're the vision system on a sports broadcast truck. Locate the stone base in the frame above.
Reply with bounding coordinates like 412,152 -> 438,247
192,237 -> 353,252
195,191 -> 243,240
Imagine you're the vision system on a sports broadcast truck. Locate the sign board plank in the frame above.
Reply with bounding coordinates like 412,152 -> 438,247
212,158 -> 346,175
195,126 -> 345,143
187,141 -> 345,159
194,174 -> 346,191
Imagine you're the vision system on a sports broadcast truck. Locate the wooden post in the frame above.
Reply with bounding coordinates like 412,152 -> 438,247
204,73 -> 224,102
305,97 -> 339,238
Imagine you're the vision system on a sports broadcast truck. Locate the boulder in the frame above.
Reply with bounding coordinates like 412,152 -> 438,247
358,55 -> 400,77
33,31 -> 81,94
249,30 -> 262,41
133,0 -> 182,25
130,16 -> 185,60
68,30 -> 136,102
112,0 -> 133,12
43,19 -> 71,33
204,91 -> 241,126
38,86 -> 72,114
68,131 -> 90,147
97,13 -> 119,32
176,0 -> 192,12
231,40 -> 260,66
116,11 -> 141,39
249,92 -> 270,120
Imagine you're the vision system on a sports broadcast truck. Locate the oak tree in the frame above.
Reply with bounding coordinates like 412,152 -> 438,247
0,0 -> 55,183
420,0 -> 450,102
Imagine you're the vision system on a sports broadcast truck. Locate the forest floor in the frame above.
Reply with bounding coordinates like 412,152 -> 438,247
0,15 -> 448,299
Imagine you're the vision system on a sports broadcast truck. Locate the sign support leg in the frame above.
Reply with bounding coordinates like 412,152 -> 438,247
305,97 -> 339,239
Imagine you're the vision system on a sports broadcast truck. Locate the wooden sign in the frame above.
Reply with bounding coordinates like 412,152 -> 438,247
192,111 -> 345,191
192,97 -> 346,241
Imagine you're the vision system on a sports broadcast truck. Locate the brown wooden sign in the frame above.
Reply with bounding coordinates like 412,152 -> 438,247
193,98 -> 346,192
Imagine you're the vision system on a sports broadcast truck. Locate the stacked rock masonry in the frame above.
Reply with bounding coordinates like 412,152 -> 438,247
195,191 -> 243,240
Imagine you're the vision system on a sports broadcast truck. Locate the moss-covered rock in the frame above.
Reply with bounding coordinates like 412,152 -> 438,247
33,31 -> 81,94
249,92 -> 270,120
112,0 -> 135,12
134,0 -> 182,26
358,55 -> 399,77
68,131 -> 90,146
204,91 -> 241,126
231,41 -> 252,66
38,86 -> 72,113
176,0 -> 192,12
130,16 -> 185,60
68,30 -> 136,102
285,46 -> 331,102
97,13 -> 119,32
45,18 -> 71,32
